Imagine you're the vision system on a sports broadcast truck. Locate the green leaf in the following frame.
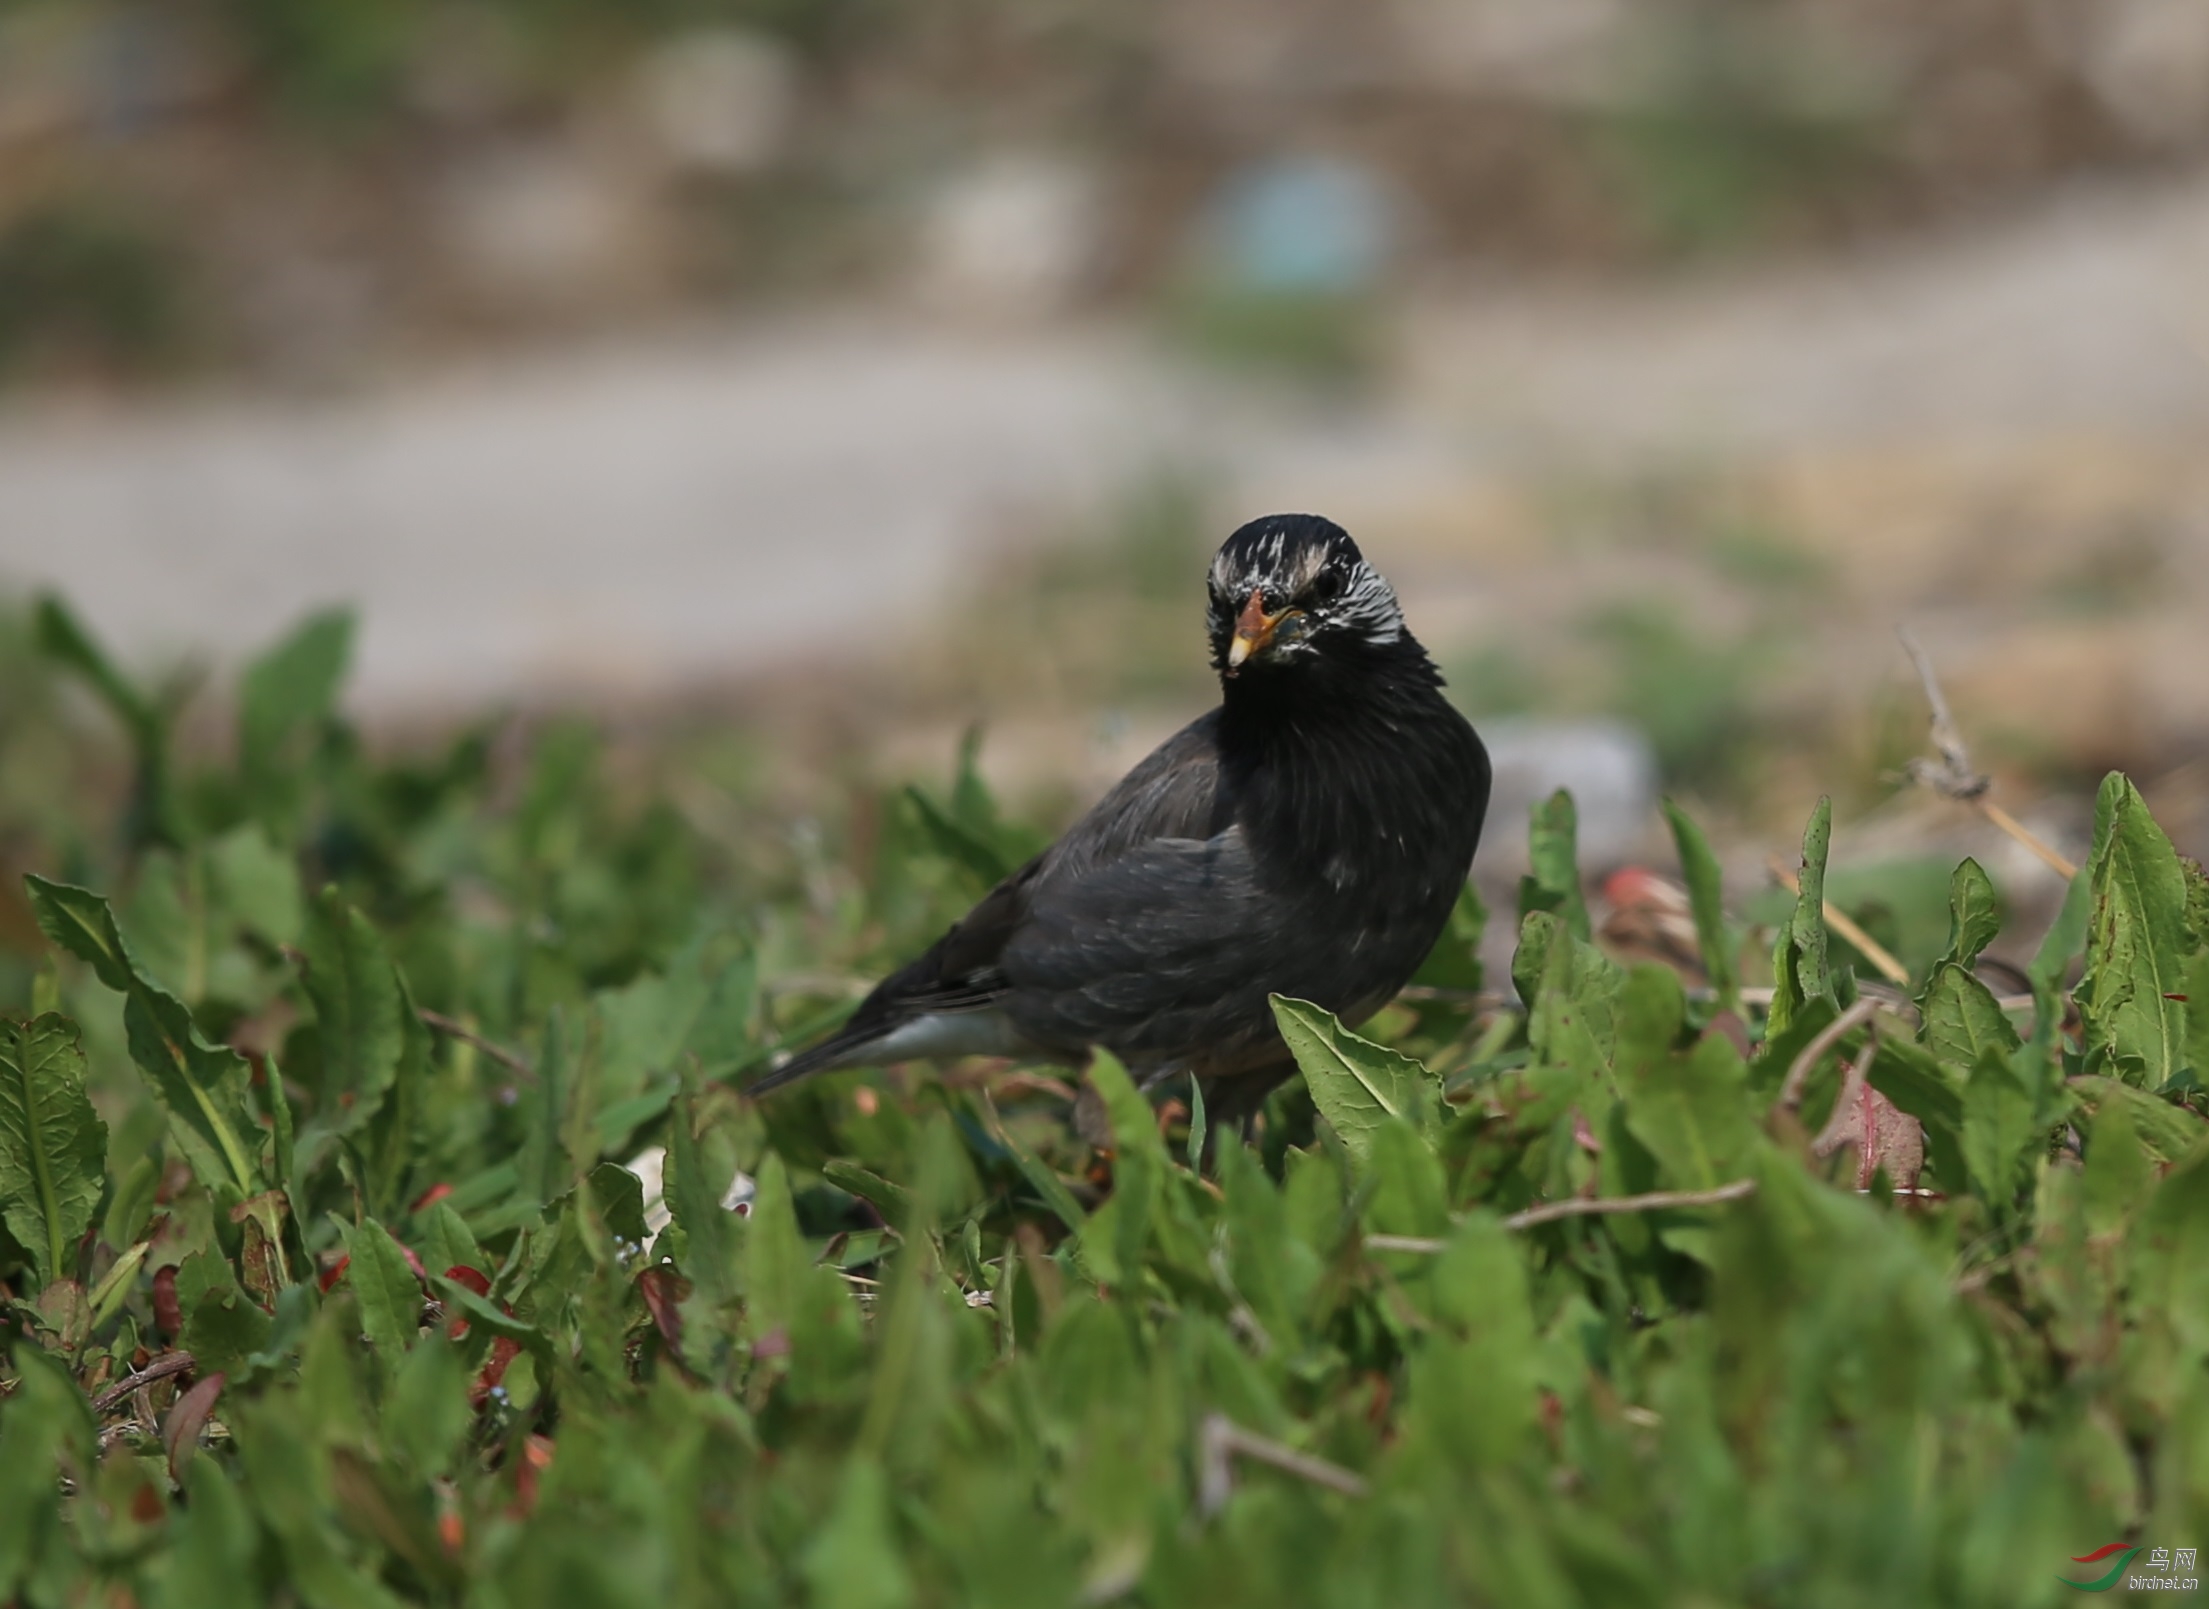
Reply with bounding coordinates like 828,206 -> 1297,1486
0,1014 -> 107,1286
298,890 -> 404,1135
0,1344 -> 95,1598
822,1160 -> 912,1224
1663,798 -> 1735,1006
345,1218 -> 423,1359
33,597 -> 175,847
1081,1052 -> 1161,1285
2069,1076 -> 2206,1166
802,1459 -> 913,1609
25,875 -> 137,994
666,1092 -> 740,1304
27,877 -> 264,1196
240,610 -> 353,777
1272,994 -> 1441,1165
181,1282 -> 274,1380
1939,858 -> 2002,968
1518,789 -> 1590,942
1920,963 -> 2020,1077
1414,1216 -> 1536,1468
1410,879 -> 1486,993
1961,1049 -> 2038,1208
206,826 -> 304,948
2133,1136 -> 2209,1356
383,1335 -> 470,1478
1767,797 -> 1833,1039
2077,773 -> 2193,1088
1619,970 -> 1761,1197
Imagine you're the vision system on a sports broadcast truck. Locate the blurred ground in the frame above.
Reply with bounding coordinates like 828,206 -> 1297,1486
5,0 -> 2209,988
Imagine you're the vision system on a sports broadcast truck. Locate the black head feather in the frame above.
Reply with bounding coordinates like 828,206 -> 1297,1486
1205,513 -> 1407,676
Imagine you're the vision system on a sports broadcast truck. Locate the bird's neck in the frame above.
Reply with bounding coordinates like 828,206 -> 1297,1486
1215,636 -> 1481,877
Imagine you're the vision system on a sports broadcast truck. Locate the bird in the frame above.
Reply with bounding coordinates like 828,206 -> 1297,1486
749,512 -> 1492,1124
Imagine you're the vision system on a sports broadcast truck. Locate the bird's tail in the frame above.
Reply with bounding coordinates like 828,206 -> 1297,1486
741,1024 -> 874,1097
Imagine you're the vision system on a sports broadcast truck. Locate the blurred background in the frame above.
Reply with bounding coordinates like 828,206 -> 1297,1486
3,0 -> 2208,976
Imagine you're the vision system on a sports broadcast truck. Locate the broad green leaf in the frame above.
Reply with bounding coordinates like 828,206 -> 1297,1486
1767,796 -> 1833,1040
802,1459 -> 913,1609
0,1345 -> 95,1598
1081,1051 -> 1160,1285
28,877 -> 265,1196
666,1093 -> 740,1303
1518,789 -> 1590,942
2069,1076 -> 2207,1166
298,889 -> 404,1135
205,825 -> 303,948
181,1282 -> 273,1379
25,875 -> 137,994
1519,910 -> 1623,1081
1273,994 -> 1441,1165
1415,1215 -> 1536,1468
383,1335 -> 470,1477
1663,797 -> 1736,1006
1920,963 -> 2020,1076
33,596 -> 175,845
745,1153 -> 863,1402
1939,858 -> 2002,968
2077,773 -> 2192,1088
1621,973 -> 1761,1195
239,609 -> 353,776
0,1014 -> 106,1286
2133,1137 -> 2209,1356
1961,1049 -> 2038,1208
345,1217 -> 423,1358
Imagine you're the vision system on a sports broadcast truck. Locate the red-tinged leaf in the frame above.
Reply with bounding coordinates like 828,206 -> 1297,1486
637,1265 -> 689,1360
471,1336 -> 521,1406
163,1372 -> 225,1481
412,1181 -> 455,1212
318,1254 -> 351,1294
152,1264 -> 181,1340
443,1265 -> 492,1339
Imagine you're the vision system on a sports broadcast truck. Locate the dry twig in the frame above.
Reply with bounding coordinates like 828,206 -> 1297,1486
417,1009 -> 536,1083
91,1351 -> 196,1414
1778,997 -> 1882,1114
1362,1179 -> 1760,1253
1198,1413 -> 1369,1517
1897,629 -> 2078,879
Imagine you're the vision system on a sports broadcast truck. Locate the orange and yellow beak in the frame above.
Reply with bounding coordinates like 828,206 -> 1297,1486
1227,587 -> 1295,670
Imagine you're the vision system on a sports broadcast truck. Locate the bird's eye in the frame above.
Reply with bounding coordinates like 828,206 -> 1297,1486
1309,570 -> 1344,604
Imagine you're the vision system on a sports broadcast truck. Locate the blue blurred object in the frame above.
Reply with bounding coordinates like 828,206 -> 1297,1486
1204,154 -> 1397,294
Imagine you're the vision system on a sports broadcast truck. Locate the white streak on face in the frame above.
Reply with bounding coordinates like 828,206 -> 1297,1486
1207,525 -> 1406,658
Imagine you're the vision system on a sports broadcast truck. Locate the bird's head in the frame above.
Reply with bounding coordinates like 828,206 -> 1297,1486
1205,513 -> 1406,678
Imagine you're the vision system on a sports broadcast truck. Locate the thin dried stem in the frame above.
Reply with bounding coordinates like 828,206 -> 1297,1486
1768,859 -> 1911,986
417,1009 -> 536,1083
1897,628 -> 2078,879
91,1351 -> 196,1414
1778,997 -> 1880,1114
1362,1179 -> 1760,1254
1198,1413 -> 1369,1518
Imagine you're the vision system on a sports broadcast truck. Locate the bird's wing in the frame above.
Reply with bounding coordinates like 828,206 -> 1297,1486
999,825 -> 1292,1072
750,714 -> 1229,1091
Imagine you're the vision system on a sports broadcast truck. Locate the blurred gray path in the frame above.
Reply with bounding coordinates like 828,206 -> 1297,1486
3,175 -> 2207,713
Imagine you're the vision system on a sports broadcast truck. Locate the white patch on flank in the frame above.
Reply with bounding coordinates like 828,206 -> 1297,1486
865,1010 -> 1027,1063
